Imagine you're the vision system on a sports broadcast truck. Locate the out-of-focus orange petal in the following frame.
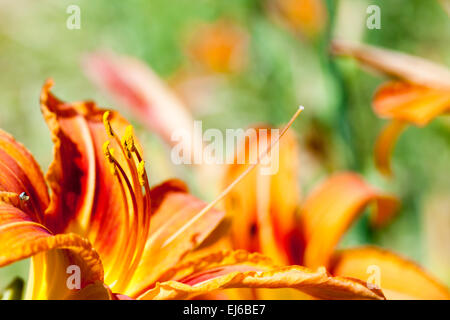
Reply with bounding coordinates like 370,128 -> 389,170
332,40 -> 450,89
223,129 -> 302,265
331,246 -> 450,300
373,82 -> 450,126
138,250 -> 384,300
40,80 -> 139,287
125,181 -> 225,297
83,52 -> 195,150
0,129 -> 49,222
186,20 -> 248,73
0,202 -> 104,299
300,173 -> 399,269
374,120 -> 407,176
266,0 -> 328,38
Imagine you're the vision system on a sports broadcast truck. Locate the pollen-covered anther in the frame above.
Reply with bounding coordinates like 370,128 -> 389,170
103,111 -> 114,137
137,160 -> 146,186
121,125 -> 136,159
102,140 -> 117,174
102,141 -> 113,161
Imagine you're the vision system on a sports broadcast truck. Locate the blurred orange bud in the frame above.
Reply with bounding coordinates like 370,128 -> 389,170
186,20 -> 249,74
266,0 -> 328,39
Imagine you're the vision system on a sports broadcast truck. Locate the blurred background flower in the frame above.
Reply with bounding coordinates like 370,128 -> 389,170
0,0 -> 449,295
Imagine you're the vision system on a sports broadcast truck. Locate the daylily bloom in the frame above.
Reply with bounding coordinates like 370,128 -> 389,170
331,40 -> 450,175
0,80 -> 385,300
223,128 -> 450,299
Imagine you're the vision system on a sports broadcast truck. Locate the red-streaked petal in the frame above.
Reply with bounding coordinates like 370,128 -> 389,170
0,129 -> 49,222
331,246 -> 450,300
300,173 -> 399,269
137,250 -> 384,300
373,81 -> 450,126
0,203 -> 104,299
125,181 -> 225,297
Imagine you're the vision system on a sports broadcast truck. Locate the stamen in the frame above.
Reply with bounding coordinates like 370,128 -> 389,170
162,105 -> 305,247
103,111 -> 114,137
102,142 -> 141,290
102,139 -> 139,239
102,111 -> 151,292
122,125 -> 136,158
102,141 -> 117,175
137,161 -> 146,186
102,141 -> 112,160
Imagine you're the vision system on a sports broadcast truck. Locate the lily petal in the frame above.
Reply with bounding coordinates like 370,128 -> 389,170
125,181 -> 225,297
331,40 -> 450,89
66,281 -> 113,300
373,81 -> 450,126
331,246 -> 450,300
138,250 -> 384,300
374,120 -> 407,176
300,173 -> 399,269
372,82 -> 450,175
0,129 -> 49,222
0,203 -> 104,299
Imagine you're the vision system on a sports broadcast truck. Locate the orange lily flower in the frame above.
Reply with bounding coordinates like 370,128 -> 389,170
332,40 -> 450,175
223,128 -> 450,299
0,80 -> 385,300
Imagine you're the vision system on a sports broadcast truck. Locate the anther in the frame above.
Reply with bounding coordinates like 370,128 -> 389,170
102,141 -> 117,174
103,141 -> 112,161
137,161 -> 146,186
122,125 -> 136,158
103,111 -> 114,137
